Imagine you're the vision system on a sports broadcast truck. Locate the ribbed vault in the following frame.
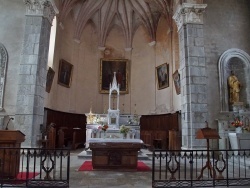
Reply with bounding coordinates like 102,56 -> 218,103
58,0 -> 173,48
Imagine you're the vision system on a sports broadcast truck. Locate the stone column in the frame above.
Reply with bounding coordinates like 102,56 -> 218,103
173,3 -> 208,150
15,0 -> 56,147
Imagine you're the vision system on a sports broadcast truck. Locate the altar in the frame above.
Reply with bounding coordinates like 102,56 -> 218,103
85,120 -> 140,148
85,73 -> 141,148
89,138 -> 143,170
228,132 -> 250,150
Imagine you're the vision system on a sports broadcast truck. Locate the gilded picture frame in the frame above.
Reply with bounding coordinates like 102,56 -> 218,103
156,63 -> 169,90
100,59 -> 129,94
46,67 -> 55,93
173,70 -> 181,95
58,59 -> 73,88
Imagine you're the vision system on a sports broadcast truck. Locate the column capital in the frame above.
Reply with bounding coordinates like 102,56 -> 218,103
173,3 -> 207,31
24,0 -> 57,24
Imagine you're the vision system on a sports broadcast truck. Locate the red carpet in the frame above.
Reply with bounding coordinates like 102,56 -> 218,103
78,161 -> 151,171
16,172 -> 39,180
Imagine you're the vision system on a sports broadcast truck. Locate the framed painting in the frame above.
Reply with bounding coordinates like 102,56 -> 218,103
100,59 -> 129,94
46,67 -> 55,93
156,63 -> 169,90
173,70 -> 181,95
58,59 -> 73,88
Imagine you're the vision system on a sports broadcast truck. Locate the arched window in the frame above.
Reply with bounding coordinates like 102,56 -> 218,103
48,17 -> 57,68
0,43 -> 8,111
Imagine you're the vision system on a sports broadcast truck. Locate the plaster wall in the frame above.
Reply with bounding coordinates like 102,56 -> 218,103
203,0 -> 250,129
45,13 -> 180,115
0,0 -> 25,127
155,16 -> 181,114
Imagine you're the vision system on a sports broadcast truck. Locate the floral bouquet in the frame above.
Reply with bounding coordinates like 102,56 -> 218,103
120,125 -> 130,134
231,117 -> 243,128
98,124 -> 109,131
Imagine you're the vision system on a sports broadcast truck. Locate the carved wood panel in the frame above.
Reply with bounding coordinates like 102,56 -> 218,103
140,112 -> 180,150
44,108 -> 86,148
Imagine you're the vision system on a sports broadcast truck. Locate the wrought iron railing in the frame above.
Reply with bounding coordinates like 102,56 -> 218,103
0,147 -> 70,187
152,149 -> 250,187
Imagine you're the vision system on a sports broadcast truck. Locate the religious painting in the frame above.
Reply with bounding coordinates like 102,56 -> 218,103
58,59 -> 73,88
100,59 -> 129,94
46,67 -> 55,93
156,63 -> 169,90
173,70 -> 181,95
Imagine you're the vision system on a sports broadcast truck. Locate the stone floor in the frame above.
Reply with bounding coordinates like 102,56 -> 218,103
69,149 -> 152,188
68,149 -> 243,188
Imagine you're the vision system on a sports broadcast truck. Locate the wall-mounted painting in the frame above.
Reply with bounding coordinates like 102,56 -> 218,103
173,70 -> 181,95
58,59 -> 73,88
156,63 -> 169,90
46,67 -> 55,93
100,59 -> 129,94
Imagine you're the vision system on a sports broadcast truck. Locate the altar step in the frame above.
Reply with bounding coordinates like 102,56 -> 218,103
78,149 -> 152,161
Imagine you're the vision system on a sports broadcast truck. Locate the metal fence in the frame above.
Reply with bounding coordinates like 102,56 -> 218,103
0,148 -> 70,187
152,149 -> 250,187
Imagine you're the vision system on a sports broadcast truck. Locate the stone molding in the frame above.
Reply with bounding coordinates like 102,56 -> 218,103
24,0 -> 56,24
173,3 -> 207,31
0,43 -> 8,111
98,46 -> 106,51
124,48 -> 133,52
148,41 -> 156,46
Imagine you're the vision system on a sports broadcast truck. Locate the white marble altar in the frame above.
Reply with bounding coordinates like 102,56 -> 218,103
228,132 -> 250,151
216,108 -> 250,152
85,123 -> 140,148
85,73 -> 141,148
217,119 -> 234,151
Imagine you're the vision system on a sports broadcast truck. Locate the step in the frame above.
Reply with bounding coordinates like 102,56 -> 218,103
78,149 -> 152,160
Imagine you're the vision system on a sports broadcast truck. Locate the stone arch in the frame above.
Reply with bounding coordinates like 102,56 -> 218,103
0,43 -> 8,111
218,48 -> 250,111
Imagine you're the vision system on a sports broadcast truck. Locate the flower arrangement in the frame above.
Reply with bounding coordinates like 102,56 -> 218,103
98,124 -> 109,131
231,117 -> 243,128
120,125 -> 130,134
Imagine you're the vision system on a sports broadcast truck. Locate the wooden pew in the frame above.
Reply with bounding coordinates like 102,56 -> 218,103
140,112 -> 181,150
44,108 -> 86,149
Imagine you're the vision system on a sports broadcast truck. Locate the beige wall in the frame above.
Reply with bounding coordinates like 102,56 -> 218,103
45,13 -> 181,115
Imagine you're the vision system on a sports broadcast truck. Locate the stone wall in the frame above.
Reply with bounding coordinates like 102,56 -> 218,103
0,0 -> 25,128
203,0 -> 250,132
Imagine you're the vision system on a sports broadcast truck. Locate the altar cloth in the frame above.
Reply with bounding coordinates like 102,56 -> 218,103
88,138 -> 143,143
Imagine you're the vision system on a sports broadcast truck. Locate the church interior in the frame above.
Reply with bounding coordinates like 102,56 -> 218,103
0,0 -> 250,187
0,0 -> 250,149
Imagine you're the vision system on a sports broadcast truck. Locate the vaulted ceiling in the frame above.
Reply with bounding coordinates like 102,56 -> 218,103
58,0 -> 173,48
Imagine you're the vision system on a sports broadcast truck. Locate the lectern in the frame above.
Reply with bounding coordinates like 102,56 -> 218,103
196,122 -> 220,180
0,130 -> 25,178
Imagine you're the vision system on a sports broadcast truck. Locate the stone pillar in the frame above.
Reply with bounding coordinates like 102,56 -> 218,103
173,3 -> 208,150
15,0 -> 56,147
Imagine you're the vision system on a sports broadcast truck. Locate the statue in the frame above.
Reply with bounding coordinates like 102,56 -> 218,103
228,71 -> 241,104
